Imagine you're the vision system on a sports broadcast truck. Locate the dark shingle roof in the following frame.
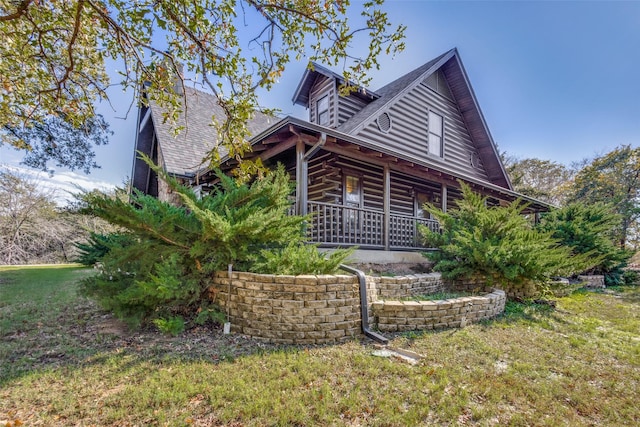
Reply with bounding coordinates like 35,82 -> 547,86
148,87 -> 275,176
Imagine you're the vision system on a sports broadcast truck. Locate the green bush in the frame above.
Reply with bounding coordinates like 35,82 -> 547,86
419,183 -> 594,295
250,243 -> 355,275
537,203 -> 631,285
622,270 -> 639,286
74,232 -> 133,266
153,316 -> 186,336
78,158 -> 336,327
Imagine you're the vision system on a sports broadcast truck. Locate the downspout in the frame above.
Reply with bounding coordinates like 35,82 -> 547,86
339,264 -> 388,344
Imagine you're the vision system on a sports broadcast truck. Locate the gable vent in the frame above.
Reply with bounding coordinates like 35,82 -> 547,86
377,112 -> 392,133
470,152 -> 481,169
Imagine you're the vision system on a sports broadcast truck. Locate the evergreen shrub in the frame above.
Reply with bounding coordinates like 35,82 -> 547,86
79,157 -> 352,329
537,203 -> 632,286
419,183 -> 594,295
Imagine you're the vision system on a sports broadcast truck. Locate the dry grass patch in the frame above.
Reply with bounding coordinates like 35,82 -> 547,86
1,266 -> 639,426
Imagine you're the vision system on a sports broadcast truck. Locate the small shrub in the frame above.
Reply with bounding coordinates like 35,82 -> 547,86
622,270 -> 639,286
250,243 -> 355,275
194,303 -> 227,325
78,160 -> 311,328
153,316 -> 185,336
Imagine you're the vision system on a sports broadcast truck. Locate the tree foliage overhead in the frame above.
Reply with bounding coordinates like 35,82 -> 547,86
568,145 -> 640,248
3,114 -> 111,173
1,0 -> 406,169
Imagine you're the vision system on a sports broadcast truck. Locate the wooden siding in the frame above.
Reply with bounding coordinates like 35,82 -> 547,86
307,153 -> 384,210
354,80 -> 490,182
309,76 -> 337,127
337,94 -> 369,126
389,171 -> 443,216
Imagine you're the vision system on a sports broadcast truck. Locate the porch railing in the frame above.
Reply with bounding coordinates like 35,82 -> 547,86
306,201 -> 439,249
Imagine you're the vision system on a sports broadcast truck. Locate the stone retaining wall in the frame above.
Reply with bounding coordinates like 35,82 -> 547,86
209,271 -> 361,345
371,289 -> 506,332
210,271 -> 507,344
368,273 -> 444,299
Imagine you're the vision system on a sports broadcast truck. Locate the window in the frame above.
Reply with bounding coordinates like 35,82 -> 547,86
415,192 -> 430,218
428,111 -> 443,157
344,174 -> 362,236
317,95 -> 329,126
344,175 -> 361,207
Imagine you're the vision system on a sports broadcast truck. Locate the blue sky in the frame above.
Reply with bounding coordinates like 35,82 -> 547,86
1,0 -> 639,194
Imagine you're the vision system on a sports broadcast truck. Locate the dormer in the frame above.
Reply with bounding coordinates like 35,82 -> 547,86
292,63 -> 378,128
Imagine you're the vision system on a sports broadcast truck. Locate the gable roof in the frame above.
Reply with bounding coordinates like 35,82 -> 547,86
336,48 -> 512,190
147,87 -> 275,177
292,62 -> 380,108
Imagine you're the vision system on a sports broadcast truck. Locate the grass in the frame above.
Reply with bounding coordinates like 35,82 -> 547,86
403,291 -> 474,301
1,265 -> 639,426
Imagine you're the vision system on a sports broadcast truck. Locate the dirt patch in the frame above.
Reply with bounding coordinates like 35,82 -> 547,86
352,262 -> 433,276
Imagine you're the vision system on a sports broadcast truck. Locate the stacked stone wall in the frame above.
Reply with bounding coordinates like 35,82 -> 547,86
371,289 -> 506,332
449,278 -> 537,299
209,271 -> 361,345
367,273 -> 445,299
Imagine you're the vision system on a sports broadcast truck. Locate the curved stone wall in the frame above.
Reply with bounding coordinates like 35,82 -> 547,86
371,289 -> 506,333
209,271 -> 507,344
209,271 -> 361,345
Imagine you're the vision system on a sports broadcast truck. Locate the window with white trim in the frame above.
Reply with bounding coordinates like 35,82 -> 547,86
317,95 -> 329,126
428,110 -> 444,157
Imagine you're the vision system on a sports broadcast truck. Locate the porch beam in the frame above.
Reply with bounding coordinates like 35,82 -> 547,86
441,184 -> 448,213
295,140 -> 308,216
383,165 -> 390,251
320,142 -> 458,187
258,135 -> 298,162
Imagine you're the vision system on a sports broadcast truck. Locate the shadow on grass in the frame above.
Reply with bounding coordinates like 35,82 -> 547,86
0,295 -> 291,387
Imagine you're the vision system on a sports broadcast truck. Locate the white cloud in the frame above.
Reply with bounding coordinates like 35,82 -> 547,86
1,164 -> 117,207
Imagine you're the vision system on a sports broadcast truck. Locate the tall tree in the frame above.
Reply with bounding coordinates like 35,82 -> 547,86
0,167 -> 117,264
0,168 -> 58,264
503,156 -> 573,206
569,145 -> 640,248
1,0 -> 405,170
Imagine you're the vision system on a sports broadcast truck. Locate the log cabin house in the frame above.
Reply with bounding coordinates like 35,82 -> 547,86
131,48 -> 549,253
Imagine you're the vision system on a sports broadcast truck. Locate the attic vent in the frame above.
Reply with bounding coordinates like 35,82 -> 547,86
377,112 -> 392,133
470,152 -> 481,169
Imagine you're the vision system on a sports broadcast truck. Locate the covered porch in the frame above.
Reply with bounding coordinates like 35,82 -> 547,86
215,118 -> 550,252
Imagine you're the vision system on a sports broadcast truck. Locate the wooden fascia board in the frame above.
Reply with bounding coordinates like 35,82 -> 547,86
443,53 -> 513,190
258,135 -> 298,162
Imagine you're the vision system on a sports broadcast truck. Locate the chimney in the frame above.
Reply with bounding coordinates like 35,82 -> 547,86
173,62 -> 184,95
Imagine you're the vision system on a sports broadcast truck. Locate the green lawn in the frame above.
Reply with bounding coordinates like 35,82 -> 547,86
1,265 -> 639,426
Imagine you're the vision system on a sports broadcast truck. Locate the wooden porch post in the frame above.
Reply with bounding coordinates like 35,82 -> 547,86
383,165 -> 390,251
441,183 -> 448,213
296,140 -> 308,216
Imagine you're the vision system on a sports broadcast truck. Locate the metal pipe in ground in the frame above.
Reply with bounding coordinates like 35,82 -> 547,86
339,264 -> 388,344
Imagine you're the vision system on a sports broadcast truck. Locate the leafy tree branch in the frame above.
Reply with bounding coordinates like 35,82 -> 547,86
1,0 -> 406,172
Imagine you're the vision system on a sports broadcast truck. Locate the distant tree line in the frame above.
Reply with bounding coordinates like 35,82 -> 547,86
0,167 -> 116,265
503,144 -> 639,250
